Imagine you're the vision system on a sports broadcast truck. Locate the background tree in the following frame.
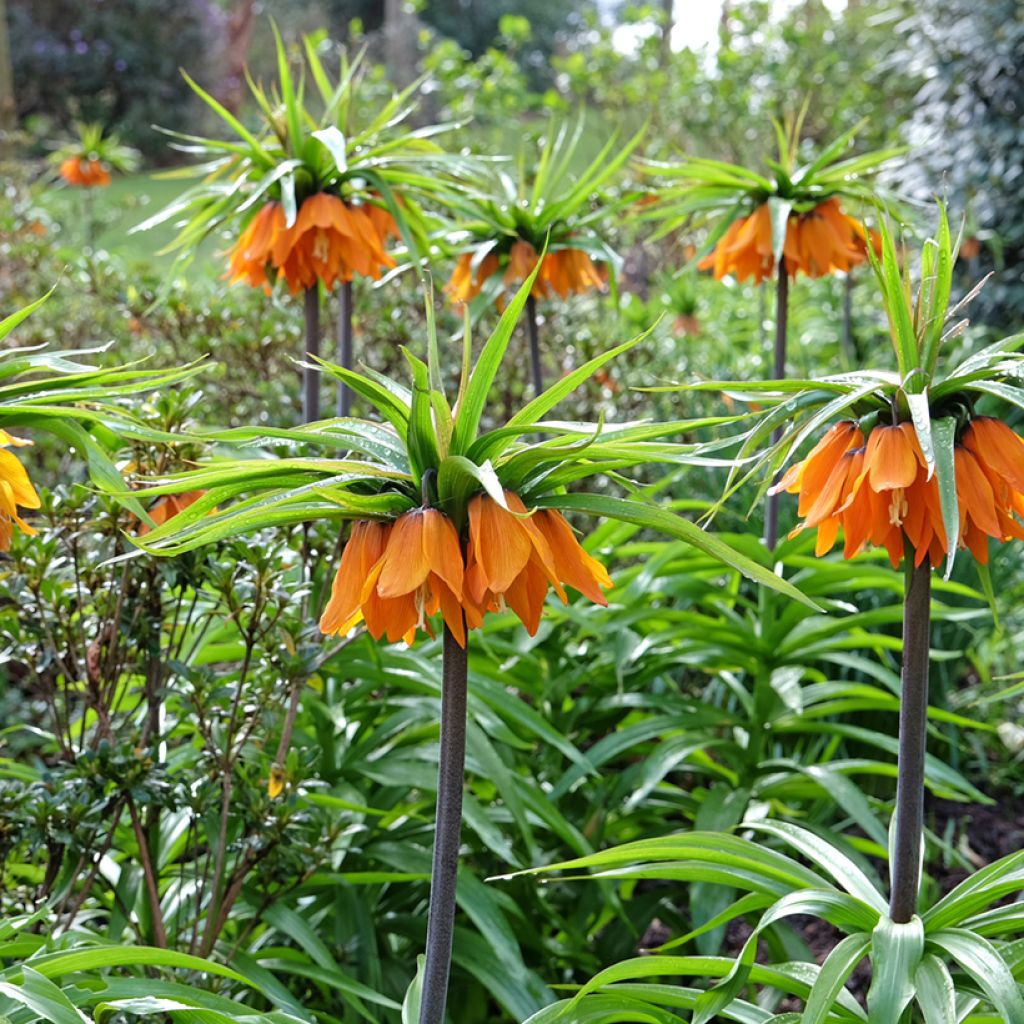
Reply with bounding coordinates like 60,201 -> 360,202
9,0 -> 218,159
899,0 -> 1024,329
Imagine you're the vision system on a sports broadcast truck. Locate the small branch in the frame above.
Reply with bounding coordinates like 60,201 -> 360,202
418,622 -> 469,1024
127,796 -> 167,947
889,555 -> 932,923
273,674 -> 305,767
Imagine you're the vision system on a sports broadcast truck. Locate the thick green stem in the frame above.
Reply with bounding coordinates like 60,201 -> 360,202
302,286 -> 320,423
336,280 -> 354,417
889,556 -> 931,922
763,258 -> 789,550
418,624 -> 468,1024
526,294 -> 544,397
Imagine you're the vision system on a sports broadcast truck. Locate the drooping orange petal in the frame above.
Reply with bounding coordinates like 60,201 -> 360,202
956,446 -> 1003,538
319,520 -> 390,636
864,424 -> 920,491
420,509 -> 464,600
964,417 -> 1024,493
533,509 -> 611,605
467,495 -> 532,597
0,449 -> 40,510
376,510 -> 432,598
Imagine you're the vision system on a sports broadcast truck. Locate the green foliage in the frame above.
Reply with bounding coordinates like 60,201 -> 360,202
4,10 -> 1024,1024
514,824 -> 1024,1023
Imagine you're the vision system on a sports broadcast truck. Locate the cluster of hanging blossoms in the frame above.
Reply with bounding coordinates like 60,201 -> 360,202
226,193 -> 398,295
319,492 -> 612,647
445,239 -> 606,307
699,197 -> 879,284
772,417 -> 1024,567
59,157 -> 111,189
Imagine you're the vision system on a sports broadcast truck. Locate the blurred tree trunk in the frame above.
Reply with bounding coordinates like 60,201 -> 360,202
0,0 -> 15,155
217,0 -> 255,116
384,0 -> 417,90
659,0 -> 674,69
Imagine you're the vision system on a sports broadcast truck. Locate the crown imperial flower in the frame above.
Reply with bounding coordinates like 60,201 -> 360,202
699,198 -> 878,285
775,415 -> 1024,568
59,156 -> 111,188
320,492 -> 613,648
226,194 -> 397,295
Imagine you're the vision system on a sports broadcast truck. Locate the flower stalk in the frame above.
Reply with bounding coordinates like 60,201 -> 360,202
419,621 -> 469,1024
336,280 -> 354,417
889,554 -> 931,923
763,256 -> 789,550
303,286 -> 320,423
526,294 -> 544,397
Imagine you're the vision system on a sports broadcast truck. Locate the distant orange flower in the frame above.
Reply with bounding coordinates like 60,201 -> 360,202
776,416 -> 1024,567
700,198 -> 878,284
446,240 -> 606,307
225,194 -> 397,295
139,490 -> 208,536
0,430 -> 40,551
59,156 -> 111,188
320,493 -> 612,645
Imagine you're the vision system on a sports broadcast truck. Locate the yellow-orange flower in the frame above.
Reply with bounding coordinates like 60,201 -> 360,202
225,194 -> 397,296
59,156 -> 111,188
225,202 -> 285,293
0,430 -> 41,551
321,510 -> 466,646
700,198 -> 877,284
465,491 -> 612,635
320,493 -> 612,645
539,247 -> 607,298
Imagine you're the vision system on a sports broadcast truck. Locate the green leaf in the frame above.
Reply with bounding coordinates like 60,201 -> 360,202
0,967 -> 89,1024
493,324 -> 657,454
913,954 -> 956,1024
313,126 -> 348,175
928,929 -> 1024,1023
0,286 -> 55,343
800,932 -> 871,1024
931,417 -> 959,578
21,946 -> 249,985
866,915 -> 924,1024
767,197 -> 793,267
451,265 -> 540,455
401,956 -> 424,1024
402,349 -> 439,483
906,391 -> 935,477
532,493 -> 819,609
750,822 -> 886,913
